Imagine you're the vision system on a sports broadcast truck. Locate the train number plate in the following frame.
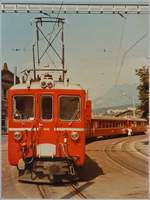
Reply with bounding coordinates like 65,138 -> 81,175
37,144 -> 56,157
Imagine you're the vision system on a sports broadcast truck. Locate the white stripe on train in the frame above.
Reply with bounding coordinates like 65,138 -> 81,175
8,128 -> 85,132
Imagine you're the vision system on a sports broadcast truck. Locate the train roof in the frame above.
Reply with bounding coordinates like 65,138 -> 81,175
92,116 -> 147,121
10,81 -> 85,91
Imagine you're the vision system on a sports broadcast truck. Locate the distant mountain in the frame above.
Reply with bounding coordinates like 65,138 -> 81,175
93,83 -> 139,109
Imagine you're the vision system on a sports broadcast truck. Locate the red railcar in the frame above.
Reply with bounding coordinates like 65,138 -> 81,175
8,77 -> 88,182
7,76 -> 147,182
85,100 -> 147,138
88,116 -> 147,138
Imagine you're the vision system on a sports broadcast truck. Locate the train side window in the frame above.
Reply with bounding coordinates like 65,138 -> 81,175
98,121 -> 101,128
107,122 -> 109,128
95,121 -> 98,128
113,122 -> 115,128
111,121 -> 113,128
121,122 -> 123,127
106,122 -> 108,128
41,96 -> 53,120
134,121 -> 137,127
99,121 -> 101,128
13,95 -> 34,120
102,121 -> 105,128
109,121 -> 112,128
104,121 -> 106,128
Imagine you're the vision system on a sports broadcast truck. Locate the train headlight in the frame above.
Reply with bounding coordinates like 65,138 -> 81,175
71,132 -> 79,141
14,131 -> 22,141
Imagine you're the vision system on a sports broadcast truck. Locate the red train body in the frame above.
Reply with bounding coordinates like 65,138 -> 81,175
87,116 -> 147,138
7,77 -> 147,182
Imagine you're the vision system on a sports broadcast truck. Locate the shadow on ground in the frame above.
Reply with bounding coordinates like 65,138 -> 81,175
142,140 -> 148,145
78,154 -> 104,182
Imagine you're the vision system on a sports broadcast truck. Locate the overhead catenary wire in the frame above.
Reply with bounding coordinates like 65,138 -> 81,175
47,1 -> 64,43
115,32 -> 148,86
114,16 -> 127,85
36,2 -> 64,69
39,1 -> 64,57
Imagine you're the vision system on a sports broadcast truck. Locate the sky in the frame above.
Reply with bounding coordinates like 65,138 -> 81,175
1,0 -> 148,104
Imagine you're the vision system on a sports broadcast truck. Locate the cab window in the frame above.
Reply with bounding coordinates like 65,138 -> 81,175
59,96 -> 81,121
41,96 -> 53,120
13,95 -> 34,120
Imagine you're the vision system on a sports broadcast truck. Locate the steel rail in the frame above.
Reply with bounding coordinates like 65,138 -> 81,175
37,184 -> 48,199
121,137 -> 148,176
104,136 -> 148,177
0,2 -> 148,14
134,139 -> 148,156
70,183 -> 88,199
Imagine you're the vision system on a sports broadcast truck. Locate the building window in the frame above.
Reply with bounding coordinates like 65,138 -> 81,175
3,88 -> 7,99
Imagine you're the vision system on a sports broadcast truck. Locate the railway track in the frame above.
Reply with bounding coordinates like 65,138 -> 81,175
121,138 -> 148,176
70,183 -> 88,199
134,140 -> 148,157
37,184 -> 48,199
36,182 -> 88,199
2,134 -> 148,198
104,135 -> 148,177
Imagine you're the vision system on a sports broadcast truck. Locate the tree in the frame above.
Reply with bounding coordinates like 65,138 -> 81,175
136,65 -> 149,119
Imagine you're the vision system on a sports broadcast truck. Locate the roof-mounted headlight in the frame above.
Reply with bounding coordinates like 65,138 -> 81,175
47,81 -> 53,88
41,81 -> 47,88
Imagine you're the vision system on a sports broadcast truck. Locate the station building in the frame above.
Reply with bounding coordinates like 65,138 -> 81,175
1,63 -> 19,134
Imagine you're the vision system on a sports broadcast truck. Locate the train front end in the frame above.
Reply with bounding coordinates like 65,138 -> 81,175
7,80 -> 86,182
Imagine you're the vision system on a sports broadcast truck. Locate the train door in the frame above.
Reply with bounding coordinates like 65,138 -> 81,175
85,100 -> 92,137
37,93 -> 56,157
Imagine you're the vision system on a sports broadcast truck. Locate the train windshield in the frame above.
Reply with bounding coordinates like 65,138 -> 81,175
59,96 -> 81,121
13,96 -> 34,120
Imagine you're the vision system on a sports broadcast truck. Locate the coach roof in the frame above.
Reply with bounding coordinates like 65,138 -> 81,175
10,80 -> 85,90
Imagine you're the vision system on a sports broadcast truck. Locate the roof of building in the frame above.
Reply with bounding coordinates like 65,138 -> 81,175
2,63 -> 20,83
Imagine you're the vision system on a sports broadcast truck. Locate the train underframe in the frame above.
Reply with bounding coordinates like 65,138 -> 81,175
17,156 -> 80,184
